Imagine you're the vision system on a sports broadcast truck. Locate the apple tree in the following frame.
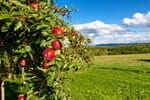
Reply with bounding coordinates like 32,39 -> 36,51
0,0 -> 92,99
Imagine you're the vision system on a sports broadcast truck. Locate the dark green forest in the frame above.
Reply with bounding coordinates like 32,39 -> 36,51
87,43 -> 150,56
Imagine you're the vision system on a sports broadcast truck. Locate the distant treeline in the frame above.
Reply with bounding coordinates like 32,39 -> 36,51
87,43 -> 150,56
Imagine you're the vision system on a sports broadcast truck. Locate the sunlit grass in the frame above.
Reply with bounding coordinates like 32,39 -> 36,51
65,54 -> 150,100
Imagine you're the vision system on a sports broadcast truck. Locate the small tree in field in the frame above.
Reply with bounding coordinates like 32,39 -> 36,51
0,0 -> 92,100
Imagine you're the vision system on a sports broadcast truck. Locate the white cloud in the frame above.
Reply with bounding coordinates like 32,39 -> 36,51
74,20 -> 125,35
123,12 -> 150,27
92,32 -> 150,44
73,20 -> 150,45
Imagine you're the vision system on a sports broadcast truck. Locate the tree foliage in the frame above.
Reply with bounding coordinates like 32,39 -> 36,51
0,0 -> 92,99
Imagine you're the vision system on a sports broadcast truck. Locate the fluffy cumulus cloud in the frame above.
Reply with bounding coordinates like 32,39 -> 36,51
123,12 -> 150,27
73,20 -> 150,45
74,20 -> 125,35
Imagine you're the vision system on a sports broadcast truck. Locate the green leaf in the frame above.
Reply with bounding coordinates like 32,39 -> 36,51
37,66 -> 48,73
6,21 -> 12,27
41,31 -> 49,36
0,14 -> 12,20
36,24 -> 49,30
1,26 -> 8,32
14,21 -> 22,31
14,45 -> 32,53
11,11 -> 24,16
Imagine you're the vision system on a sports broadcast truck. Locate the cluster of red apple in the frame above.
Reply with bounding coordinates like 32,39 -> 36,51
42,27 -> 64,69
16,2 -> 77,100
18,27 -> 64,69
18,27 -> 64,99
18,2 -> 65,70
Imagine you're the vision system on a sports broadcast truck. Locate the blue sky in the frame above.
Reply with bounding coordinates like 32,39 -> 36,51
57,0 -> 150,44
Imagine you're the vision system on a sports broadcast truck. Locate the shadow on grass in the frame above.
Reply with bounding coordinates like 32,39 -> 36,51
136,59 -> 150,62
96,67 -> 150,74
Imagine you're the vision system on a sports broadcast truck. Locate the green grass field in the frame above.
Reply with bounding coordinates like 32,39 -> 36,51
65,54 -> 150,100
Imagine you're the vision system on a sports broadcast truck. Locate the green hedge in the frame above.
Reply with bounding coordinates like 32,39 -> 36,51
87,43 -> 150,56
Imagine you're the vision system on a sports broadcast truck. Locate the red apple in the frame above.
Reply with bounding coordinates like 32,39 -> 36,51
43,48 -> 55,61
61,11 -> 66,16
19,59 -> 27,67
29,2 -> 40,10
51,40 -> 62,50
52,27 -> 64,35
42,61 -> 50,69
18,95 -> 27,100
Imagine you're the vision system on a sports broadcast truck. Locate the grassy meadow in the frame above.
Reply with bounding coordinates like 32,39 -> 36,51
65,54 -> 150,100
